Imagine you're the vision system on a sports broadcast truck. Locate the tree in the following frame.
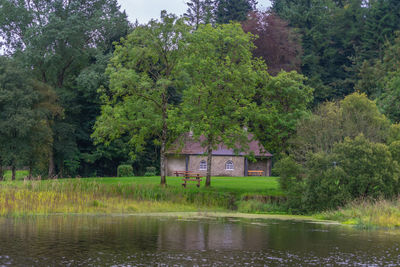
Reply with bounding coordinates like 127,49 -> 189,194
184,0 -> 215,29
360,0 -> 400,61
355,33 -> 400,123
242,11 -> 302,75
0,0 -> 130,177
272,0 -> 365,103
93,12 -> 189,186
250,71 -> 313,156
179,23 -> 262,187
289,92 -> 391,163
0,57 -> 59,180
215,0 -> 257,24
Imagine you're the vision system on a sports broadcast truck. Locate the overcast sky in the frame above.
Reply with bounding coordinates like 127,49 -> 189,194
117,0 -> 272,24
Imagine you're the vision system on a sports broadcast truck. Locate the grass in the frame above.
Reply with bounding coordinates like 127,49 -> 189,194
317,198 -> 400,229
3,170 -> 29,181
0,173 -> 283,217
82,176 -> 283,196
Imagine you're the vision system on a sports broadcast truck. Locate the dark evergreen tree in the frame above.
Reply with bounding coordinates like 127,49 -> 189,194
184,0 -> 215,29
215,0 -> 257,23
360,0 -> 400,61
272,0 -> 365,103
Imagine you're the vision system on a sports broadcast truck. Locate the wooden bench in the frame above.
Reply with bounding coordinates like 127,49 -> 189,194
174,171 -> 197,178
181,173 -> 203,188
248,170 -> 264,176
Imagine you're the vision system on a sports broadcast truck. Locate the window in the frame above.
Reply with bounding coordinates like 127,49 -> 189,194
199,160 -> 207,170
225,160 -> 234,170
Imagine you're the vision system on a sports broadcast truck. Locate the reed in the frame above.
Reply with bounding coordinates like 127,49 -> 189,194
0,179 -> 233,217
318,198 -> 400,229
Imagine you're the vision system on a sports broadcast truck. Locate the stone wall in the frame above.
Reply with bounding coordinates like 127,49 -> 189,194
248,158 -> 272,176
188,155 -> 245,177
166,154 -> 272,177
166,155 -> 186,176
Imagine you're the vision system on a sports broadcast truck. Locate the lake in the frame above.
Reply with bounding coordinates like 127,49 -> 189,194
0,214 -> 399,266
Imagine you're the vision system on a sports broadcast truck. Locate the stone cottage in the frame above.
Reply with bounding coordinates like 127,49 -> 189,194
166,134 -> 272,177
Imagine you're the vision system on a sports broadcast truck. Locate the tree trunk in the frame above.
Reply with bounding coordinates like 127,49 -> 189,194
160,93 -> 168,187
28,164 -> 33,180
11,165 -> 16,181
206,144 -> 212,187
48,149 -> 55,178
160,140 -> 167,186
0,164 -> 3,181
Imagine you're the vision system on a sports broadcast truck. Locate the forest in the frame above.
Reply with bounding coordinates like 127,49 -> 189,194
1,0 -> 400,212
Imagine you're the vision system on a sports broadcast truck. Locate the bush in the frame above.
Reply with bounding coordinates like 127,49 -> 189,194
273,156 -> 303,191
117,165 -> 134,177
301,135 -> 400,212
144,166 -> 156,176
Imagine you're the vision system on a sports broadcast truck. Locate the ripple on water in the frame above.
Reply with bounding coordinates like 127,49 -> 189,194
0,215 -> 399,266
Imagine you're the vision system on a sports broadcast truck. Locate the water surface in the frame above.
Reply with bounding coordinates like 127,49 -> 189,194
0,215 -> 399,266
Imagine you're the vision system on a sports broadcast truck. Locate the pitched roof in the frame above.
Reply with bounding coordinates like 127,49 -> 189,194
167,133 -> 272,157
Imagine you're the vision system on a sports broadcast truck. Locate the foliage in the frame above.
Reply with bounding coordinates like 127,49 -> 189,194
356,33 -> 400,123
0,0 -> 130,177
251,71 -> 313,155
290,92 -> 390,163
93,12 -> 190,185
184,0 -> 215,29
273,156 -> 302,191
0,57 -> 60,179
242,11 -> 302,75
178,23 -> 262,186
290,135 -> 399,212
117,165 -> 134,177
144,167 -> 157,177
215,0 -> 257,23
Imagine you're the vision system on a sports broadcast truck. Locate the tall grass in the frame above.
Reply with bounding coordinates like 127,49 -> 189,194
0,179 -> 235,217
318,198 -> 400,229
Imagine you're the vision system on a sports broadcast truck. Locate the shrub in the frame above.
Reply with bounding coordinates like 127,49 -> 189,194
333,135 -> 399,199
273,156 -> 303,191
144,166 -> 156,176
117,165 -> 134,177
303,152 -> 351,211
300,135 -> 400,212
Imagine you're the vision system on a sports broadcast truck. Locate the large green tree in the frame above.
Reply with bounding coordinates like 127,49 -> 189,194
0,57 -> 59,180
0,0 -> 130,177
179,23 -> 262,187
93,12 -> 189,185
250,71 -> 313,156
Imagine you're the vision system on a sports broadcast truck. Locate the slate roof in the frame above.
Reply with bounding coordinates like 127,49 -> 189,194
167,133 -> 272,157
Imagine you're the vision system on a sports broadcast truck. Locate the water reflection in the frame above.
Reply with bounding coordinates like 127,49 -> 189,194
0,215 -> 399,266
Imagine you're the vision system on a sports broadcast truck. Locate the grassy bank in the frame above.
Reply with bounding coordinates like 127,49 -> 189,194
317,199 -> 400,229
0,176 -> 284,217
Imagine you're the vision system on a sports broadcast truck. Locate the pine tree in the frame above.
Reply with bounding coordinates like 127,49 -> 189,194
184,0 -> 215,29
215,0 -> 257,23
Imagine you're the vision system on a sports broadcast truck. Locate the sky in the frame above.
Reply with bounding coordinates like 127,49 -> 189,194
117,0 -> 272,24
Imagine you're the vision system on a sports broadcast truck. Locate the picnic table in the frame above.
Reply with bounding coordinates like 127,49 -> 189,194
248,170 -> 264,176
175,171 -> 203,187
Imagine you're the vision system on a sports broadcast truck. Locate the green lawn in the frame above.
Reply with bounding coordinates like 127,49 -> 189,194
2,172 -> 282,196
75,176 -> 282,196
3,170 -> 29,180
